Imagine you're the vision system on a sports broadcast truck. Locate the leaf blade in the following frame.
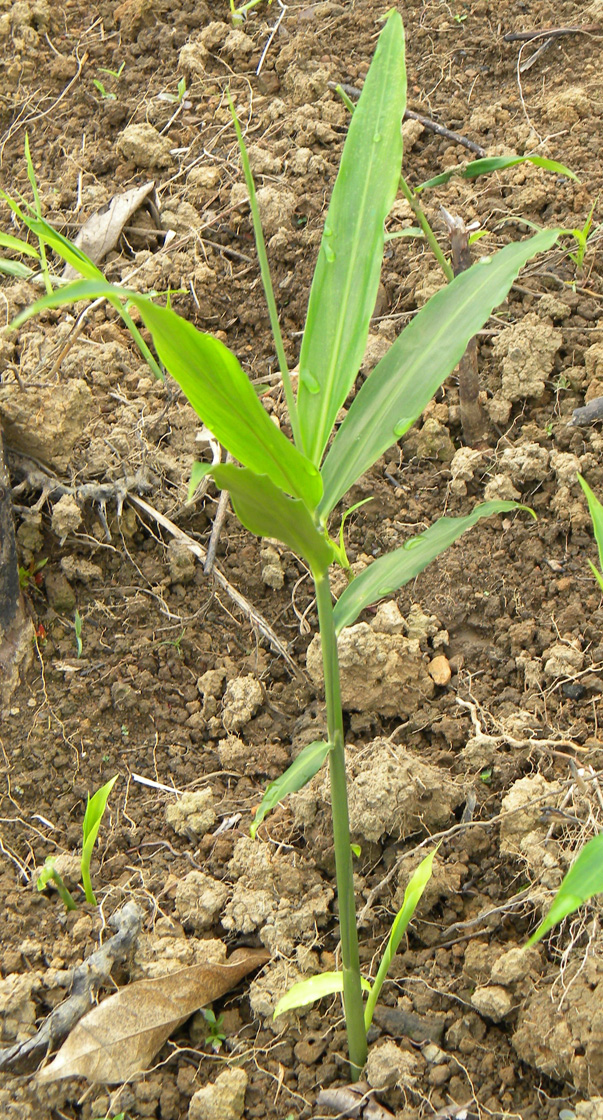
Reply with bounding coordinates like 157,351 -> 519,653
320,230 -> 559,516
417,154 -> 577,192
250,740 -> 332,838
577,473 -> 603,580
273,972 -> 372,1019
210,464 -> 336,574
333,501 -> 531,633
11,280 -> 322,508
527,833 -> 603,946
297,11 -> 406,465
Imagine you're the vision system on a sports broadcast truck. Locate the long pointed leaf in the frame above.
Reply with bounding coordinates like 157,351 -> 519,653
333,501 -> 531,634
297,11 -> 406,465
12,280 -> 322,508
417,154 -> 577,192
527,833 -> 603,946
320,229 -> 559,516
210,464 -> 336,573
364,848 -> 437,1030
250,740 -> 332,838
577,473 -> 603,583
274,972 -> 372,1019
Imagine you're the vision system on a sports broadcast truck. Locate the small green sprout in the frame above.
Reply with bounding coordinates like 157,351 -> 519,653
562,200 -> 602,273
229,0 -> 272,24
98,61 -> 125,80
18,556 -> 48,590
201,1008 -> 226,1052
81,775 -> 118,906
159,77 -> 188,104
92,79 -> 116,101
577,473 -> 603,592
37,857 -> 77,911
74,609 -> 83,658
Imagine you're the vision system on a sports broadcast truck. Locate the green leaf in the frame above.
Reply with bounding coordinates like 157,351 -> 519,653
11,279 -> 322,508
364,848 -> 437,1030
320,230 -> 559,516
82,776 -> 118,859
297,11 -> 406,466
0,231 -> 40,258
333,501 -> 532,633
250,740 -> 331,838
526,833 -> 603,946
577,473 -> 603,589
274,972 -> 372,1019
417,154 -> 578,192
210,464 -> 336,573
81,775 -> 118,906
0,258 -> 35,278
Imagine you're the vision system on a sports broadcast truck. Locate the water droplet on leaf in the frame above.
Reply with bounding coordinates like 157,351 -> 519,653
477,255 -> 493,265
373,132 -> 382,143
300,370 -> 320,394
324,243 -> 336,263
393,419 -> 410,437
323,223 -> 333,237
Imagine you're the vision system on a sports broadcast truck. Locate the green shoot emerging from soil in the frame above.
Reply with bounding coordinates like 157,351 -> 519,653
81,775 -> 118,905
11,12 -> 559,1077
38,777 -> 118,909
524,476 -> 603,947
577,473 -> 603,592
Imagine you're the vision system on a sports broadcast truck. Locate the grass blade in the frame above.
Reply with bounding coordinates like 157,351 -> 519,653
210,464 -> 336,573
577,473 -> 603,589
417,154 -> 578,192
320,229 -> 559,517
11,280 -> 322,508
364,849 -> 437,1030
81,775 -> 118,906
228,94 -> 301,451
274,972 -> 371,1019
250,740 -> 332,838
333,501 -> 532,634
297,11 -> 406,466
526,832 -> 603,946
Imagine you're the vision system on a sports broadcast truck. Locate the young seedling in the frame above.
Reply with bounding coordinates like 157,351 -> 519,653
81,775 -> 118,906
158,77 -> 188,105
37,777 -> 118,909
200,1007 -> 227,1052
11,12 -> 558,1076
562,200 -> 602,275
92,79 -> 117,101
37,857 -> 77,911
577,473 -> 603,592
74,609 -> 83,658
18,556 -> 48,590
229,0 -> 272,25
98,61 -> 125,80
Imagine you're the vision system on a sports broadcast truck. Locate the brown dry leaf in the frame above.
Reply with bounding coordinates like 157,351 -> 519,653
62,182 -> 158,279
36,947 -> 269,1085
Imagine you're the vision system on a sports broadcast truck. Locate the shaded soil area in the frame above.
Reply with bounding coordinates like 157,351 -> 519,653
2,0 -> 603,1118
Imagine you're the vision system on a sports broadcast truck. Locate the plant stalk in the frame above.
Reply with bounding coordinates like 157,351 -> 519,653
398,175 -> 454,282
314,572 -> 367,1079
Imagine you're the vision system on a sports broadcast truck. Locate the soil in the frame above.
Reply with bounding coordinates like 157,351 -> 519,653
2,0 -> 603,1118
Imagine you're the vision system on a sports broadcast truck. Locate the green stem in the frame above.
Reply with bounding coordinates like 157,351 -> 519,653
81,858 -> 97,907
314,572 -> 367,1080
49,869 -> 77,911
399,175 -> 454,282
